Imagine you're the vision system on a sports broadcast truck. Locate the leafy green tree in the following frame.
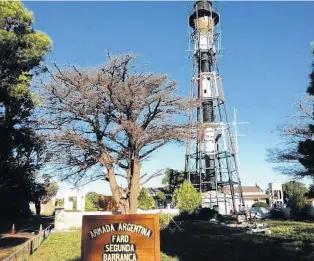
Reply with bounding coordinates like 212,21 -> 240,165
298,47 -> 314,175
55,198 -> 64,207
307,43 -> 314,95
138,188 -> 155,210
307,184 -> 314,198
30,174 -> 59,217
162,169 -> 185,194
85,192 -> 99,212
282,181 -> 308,203
172,181 -> 202,213
157,191 -> 166,201
156,191 -> 167,208
282,181 -> 308,217
288,190 -> 308,217
0,1 -> 51,217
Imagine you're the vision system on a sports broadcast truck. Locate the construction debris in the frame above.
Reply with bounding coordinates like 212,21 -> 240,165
246,223 -> 271,235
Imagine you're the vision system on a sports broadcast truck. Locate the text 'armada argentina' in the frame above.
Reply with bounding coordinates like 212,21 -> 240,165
89,223 -> 152,239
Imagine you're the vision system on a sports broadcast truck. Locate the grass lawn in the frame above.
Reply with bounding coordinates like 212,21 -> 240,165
161,220 -> 314,261
27,231 -> 81,261
27,230 -> 178,261
27,220 -> 314,261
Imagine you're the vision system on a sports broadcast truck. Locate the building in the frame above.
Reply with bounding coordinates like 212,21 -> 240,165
236,185 -> 270,208
148,184 -> 270,214
202,185 -> 270,215
147,188 -> 174,209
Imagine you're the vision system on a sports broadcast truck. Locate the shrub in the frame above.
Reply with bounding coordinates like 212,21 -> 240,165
159,213 -> 174,229
157,191 -> 166,201
216,214 -> 224,223
295,205 -> 314,221
172,181 -> 202,213
85,192 -> 99,211
269,208 -> 286,220
138,188 -> 155,210
288,192 -> 308,217
252,202 -> 268,208
161,253 -> 179,261
173,211 -> 198,222
198,208 -> 218,221
55,198 -> 64,207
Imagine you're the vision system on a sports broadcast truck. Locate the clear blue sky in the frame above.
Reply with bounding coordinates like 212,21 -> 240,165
23,1 -> 314,196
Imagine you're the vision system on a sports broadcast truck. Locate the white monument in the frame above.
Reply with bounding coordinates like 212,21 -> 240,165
268,183 -> 284,207
64,187 -> 86,211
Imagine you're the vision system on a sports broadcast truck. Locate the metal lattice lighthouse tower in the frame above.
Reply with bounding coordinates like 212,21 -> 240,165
184,1 -> 245,214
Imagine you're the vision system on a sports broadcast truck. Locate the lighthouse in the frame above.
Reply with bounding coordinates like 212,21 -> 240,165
185,1 -> 245,214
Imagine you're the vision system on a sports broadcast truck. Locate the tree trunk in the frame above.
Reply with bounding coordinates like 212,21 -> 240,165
120,200 -> 130,215
129,156 -> 140,214
101,152 -> 140,215
35,201 -> 41,217
106,166 -> 129,214
100,153 -> 126,213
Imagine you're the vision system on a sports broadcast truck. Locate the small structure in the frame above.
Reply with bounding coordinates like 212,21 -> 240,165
147,188 -> 174,209
246,223 -> 271,235
64,187 -> 86,211
268,183 -> 284,207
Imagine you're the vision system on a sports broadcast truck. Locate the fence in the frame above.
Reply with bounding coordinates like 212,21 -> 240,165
3,225 -> 52,261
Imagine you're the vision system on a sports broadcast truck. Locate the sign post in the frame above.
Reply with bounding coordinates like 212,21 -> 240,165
81,214 -> 160,261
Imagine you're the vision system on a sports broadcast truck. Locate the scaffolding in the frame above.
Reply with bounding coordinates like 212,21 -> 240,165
184,1 -> 245,214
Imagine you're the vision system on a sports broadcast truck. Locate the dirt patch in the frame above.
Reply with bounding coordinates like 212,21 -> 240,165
0,215 -> 54,234
0,233 -> 33,259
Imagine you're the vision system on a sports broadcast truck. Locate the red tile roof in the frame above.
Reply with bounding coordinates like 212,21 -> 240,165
243,194 -> 270,199
222,186 -> 263,194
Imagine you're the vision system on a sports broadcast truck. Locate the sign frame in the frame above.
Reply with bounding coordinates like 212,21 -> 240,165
81,214 -> 160,261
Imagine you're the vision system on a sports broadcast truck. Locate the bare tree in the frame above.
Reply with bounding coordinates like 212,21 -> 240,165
39,53 -> 187,214
267,94 -> 314,178
267,45 -> 314,179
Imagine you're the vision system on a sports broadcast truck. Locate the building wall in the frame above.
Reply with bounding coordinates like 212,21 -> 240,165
202,194 -> 268,215
55,208 -> 180,231
244,199 -> 267,208
202,196 -> 236,215
55,210 -> 112,231
137,209 -> 179,215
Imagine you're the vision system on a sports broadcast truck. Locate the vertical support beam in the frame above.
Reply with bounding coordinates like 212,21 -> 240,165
224,193 -> 227,215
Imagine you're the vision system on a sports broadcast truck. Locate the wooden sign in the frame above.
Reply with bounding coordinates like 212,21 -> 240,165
81,214 -> 160,261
